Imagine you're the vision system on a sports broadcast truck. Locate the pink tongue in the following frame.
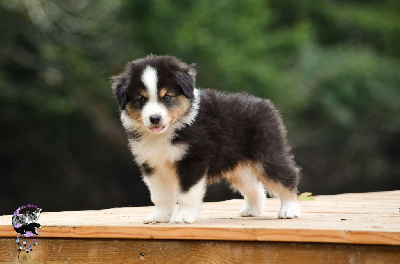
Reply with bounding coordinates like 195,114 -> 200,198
151,126 -> 163,132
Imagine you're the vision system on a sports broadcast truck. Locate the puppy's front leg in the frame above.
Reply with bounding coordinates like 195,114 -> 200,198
170,177 -> 206,224
143,174 -> 177,224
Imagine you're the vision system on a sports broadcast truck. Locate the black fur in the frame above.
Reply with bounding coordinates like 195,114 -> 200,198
173,90 -> 299,192
140,162 -> 154,175
125,129 -> 141,140
174,70 -> 195,99
14,223 -> 41,236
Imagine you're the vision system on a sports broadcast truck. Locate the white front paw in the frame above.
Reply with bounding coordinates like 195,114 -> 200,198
143,211 -> 172,224
240,206 -> 263,217
278,201 -> 301,219
170,212 -> 198,224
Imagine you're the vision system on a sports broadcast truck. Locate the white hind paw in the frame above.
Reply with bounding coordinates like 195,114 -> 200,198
278,201 -> 301,219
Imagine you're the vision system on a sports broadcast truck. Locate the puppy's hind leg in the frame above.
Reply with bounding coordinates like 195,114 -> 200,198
228,166 -> 265,217
253,164 -> 301,219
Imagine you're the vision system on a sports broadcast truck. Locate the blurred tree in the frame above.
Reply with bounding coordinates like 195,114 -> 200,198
0,0 -> 399,214
0,0 -> 150,214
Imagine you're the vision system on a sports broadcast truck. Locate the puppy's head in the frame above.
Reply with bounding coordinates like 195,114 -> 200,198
111,55 -> 197,133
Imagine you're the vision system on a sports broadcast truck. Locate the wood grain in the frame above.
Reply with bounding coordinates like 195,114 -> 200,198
1,238 -> 399,264
1,191 -> 399,246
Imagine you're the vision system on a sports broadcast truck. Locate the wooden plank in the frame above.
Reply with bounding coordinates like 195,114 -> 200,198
1,238 -> 399,264
1,191 -> 399,245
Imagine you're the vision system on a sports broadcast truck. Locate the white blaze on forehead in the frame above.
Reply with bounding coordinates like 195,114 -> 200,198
140,66 -> 170,128
141,66 -> 158,101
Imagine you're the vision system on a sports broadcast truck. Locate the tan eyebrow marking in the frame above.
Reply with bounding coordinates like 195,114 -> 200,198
159,88 -> 169,98
134,90 -> 149,100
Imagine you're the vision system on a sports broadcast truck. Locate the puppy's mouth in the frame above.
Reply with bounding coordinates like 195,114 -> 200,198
150,125 -> 166,133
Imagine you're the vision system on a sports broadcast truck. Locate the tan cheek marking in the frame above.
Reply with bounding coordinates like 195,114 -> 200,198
125,104 -> 143,124
169,95 -> 191,124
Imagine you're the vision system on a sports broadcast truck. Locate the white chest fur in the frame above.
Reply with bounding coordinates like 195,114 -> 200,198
128,132 -> 187,168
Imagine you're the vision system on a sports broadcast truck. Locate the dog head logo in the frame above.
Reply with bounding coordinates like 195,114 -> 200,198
12,204 -> 41,253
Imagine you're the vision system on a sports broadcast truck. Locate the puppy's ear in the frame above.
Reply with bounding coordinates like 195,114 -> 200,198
110,74 -> 129,110
174,63 -> 197,99
111,62 -> 137,110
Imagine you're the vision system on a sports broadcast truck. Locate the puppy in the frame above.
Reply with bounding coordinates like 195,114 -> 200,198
111,55 -> 301,224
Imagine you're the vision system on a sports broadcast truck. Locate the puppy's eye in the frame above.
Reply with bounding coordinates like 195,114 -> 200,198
163,94 -> 173,103
135,96 -> 148,105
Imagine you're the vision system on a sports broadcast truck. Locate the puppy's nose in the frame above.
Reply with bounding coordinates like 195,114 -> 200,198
149,115 -> 161,124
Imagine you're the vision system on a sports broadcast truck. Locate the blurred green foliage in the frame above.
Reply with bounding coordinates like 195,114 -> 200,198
0,0 -> 399,214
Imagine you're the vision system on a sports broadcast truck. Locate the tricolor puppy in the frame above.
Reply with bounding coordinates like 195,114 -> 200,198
111,55 -> 301,224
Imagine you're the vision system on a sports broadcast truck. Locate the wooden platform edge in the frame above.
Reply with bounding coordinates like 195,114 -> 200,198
2,238 -> 400,264
1,225 -> 399,246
